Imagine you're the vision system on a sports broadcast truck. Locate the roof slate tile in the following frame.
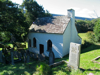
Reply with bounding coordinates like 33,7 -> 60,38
29,16 -> 70,34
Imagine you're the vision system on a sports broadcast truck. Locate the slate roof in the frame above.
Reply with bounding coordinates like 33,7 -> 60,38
29,16 -> 71,34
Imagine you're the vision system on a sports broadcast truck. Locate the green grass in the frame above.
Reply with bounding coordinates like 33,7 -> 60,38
96,58 -> 100,62
0,32 -> 100,75
54,33 -> 100,75
80,45 -> 100,75
78,33 -> 90,44
78,33 -> 100,75
51,62 -> 70,75
0,61 -> 41,75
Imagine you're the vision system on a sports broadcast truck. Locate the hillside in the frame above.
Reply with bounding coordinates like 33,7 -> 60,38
52,14 -> 95,20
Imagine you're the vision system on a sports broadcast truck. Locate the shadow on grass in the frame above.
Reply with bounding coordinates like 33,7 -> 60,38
0,60 -> 68,75
80,68 -> 100,72
55,54 -> 69,62
81,42 -> 100,54
0,59 -> 43,75
51,62 -> 70,75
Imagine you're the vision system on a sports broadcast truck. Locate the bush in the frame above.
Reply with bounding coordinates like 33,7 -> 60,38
87,31 -> 95,42
75,19 -> 96,33
0,32 -> 11,43
36,62 -> 51,75
75,20 -> 88,32
81,40 -> 92,49
24,71 -> 30,75
93,19 -> 100,42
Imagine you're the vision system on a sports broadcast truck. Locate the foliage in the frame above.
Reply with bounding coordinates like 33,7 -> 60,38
0,0 -> 51,43
36,62 -> 51,75
75,20 -> 88,32
24,71 -> 30,75
0,32 -> 11,42
75,19 -> 95,33
20,0 -> 51,25
87,31 -> 95,42
93,19 -> 100,42
85,18 -> 100,43
81,40 -> 92,49
0,0 -> 29,42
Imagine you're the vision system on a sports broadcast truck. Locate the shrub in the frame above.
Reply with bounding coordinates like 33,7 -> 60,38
93,19 -> 100,42
36,62 -> 51,75
24,71 -> 30,75
81,40 -> 92,49
75,20 -> 88,32
0,32 -> 11,43
87,31 -> 95,42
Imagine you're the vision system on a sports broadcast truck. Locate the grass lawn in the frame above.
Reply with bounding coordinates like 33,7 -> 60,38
96,58 -> 100,62
79,33 -> 100,75
0,32 -> 100,75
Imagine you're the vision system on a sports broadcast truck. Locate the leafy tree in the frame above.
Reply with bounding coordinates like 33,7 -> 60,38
0,0 -> 29,42
0,32 -> 11,42
75,19 -> 96,32
93,19 -> 100,42
21,0 -> 51,25
0,0 -> 51,43
75,20 -> 88,32
85,20 -> 93,31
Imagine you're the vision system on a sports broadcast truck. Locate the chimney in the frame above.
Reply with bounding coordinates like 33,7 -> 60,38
67,9 -> 75,25
67,9 -> 75,42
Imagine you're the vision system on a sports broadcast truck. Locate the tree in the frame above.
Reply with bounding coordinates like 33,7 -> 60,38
75,20 -> 88,32
21,0 -> 51,25
0,0 -> 29,42
0,0 -> 51,43
93,19 -> 100,42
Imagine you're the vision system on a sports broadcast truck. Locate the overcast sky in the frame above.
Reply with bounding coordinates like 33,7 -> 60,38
11,0 -> 100,18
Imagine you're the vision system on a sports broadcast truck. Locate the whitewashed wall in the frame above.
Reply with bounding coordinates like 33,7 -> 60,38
62,20 -> 81,57
28,9 -> 81,58
67,9 -> 82,44
63,9 -> 81,57
28,33 -> 63,58
72,26 -> 82,44
63,21 -> 71,56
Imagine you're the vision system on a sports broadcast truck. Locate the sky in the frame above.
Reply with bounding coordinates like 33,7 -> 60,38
11,0 -> 100,18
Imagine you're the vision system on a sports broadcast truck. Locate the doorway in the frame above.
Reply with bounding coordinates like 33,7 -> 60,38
40,44 -> 44,54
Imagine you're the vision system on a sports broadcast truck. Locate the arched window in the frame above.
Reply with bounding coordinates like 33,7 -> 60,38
33,38 -> 36,47
29,39 -> 31,47
47,40 -> 52,51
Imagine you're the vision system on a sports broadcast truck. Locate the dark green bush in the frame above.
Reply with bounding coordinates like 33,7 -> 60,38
87,31 -> 95,42
0,32 -> 11,43
81,40 -> 92,49
75,20 -> 88,32
75,19 -> 96,33
93,19 -> 100,42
